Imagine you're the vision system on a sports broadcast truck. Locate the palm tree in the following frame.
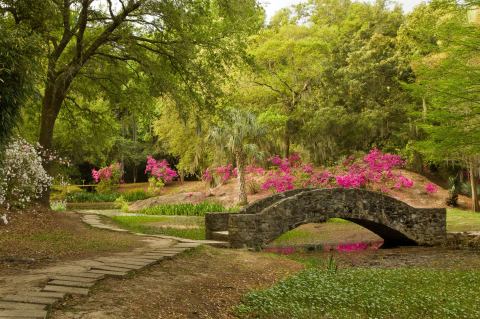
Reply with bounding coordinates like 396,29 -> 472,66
208,109 -> 264,206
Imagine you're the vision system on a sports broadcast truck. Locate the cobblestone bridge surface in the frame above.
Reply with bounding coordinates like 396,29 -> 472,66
206,188 -> 447,249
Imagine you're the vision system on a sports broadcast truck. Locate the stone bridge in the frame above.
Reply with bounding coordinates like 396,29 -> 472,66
205,188 -> 447,249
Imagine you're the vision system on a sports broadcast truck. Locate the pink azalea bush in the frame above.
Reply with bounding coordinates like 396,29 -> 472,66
425,182 -> 438,194
91,163 -> 122,193
145,156 -> 178,193
202,164 -> 240,186
145,156 -> 177,182
262,149 -> 415,193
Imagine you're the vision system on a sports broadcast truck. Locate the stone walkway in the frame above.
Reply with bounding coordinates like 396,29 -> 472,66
0,211 -> 227,319
77,210 -> 228,247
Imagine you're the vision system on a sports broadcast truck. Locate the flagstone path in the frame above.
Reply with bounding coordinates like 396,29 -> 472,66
0,211 -> 228,319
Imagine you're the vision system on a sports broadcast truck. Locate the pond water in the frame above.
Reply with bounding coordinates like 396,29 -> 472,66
264,240 -> 384,255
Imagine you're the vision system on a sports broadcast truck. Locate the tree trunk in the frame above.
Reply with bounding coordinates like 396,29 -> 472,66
284,126 -> 290,158
469,162 -> 479,212
38,81 -> 67,205
236,151 -> 248,206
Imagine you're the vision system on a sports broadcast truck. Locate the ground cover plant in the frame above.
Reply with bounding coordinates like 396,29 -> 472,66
135,201 -> 234,216
236,267 -> 480,319
65,190 -> 151,203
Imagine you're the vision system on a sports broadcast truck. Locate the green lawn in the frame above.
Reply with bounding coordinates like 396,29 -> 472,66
111,215 -> 206,240
237,267 -> 480,319
447,208 -> 480,232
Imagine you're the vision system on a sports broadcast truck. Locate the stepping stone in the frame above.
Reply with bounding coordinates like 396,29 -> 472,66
152,249 -> 187,253
146,253 -> 177,257
174,243 -> 202,248
49,275 -> 98,283
62,272 -> 104,279
88,270 -> 128,277
43,285 -> 89,296
24,292 -> 65,299
101,263 -> 144,270
96,258 -> 152,267
0,302 -> 46,310
144,253 -> 174,257
1,296 -> 57,306
0,310 -> 47,318
90,265 -> 133,272
48,280 -> 95,288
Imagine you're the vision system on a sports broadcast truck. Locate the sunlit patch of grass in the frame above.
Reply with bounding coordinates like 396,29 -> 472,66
111,215 -> 205,240
236,267 -> 480,319
136,202 -> 237,216
447,208 -> 480,232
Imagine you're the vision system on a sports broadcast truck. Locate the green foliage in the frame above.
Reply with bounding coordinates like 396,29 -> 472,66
66,192 -> 119,203
0,20 -> 40,150
237,267 -> 480,318
66,190 -> 150,203
121,191 -> 151,202
136,202 -> 232,216
50,200 -> 67,212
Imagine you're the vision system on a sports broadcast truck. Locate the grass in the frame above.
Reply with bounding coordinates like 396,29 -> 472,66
0,212 -> 142,267
236,267 -> 480,319
65,190 -> 151,203
111,215 -> 206,240
447,208 -> 480,232
136,201 -> 234,216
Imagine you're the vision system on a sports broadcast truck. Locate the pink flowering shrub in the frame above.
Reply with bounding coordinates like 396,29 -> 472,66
145,156 -> 177,182
425,183 -> 438,194
91,163 -> 122,193
262,149 -> 415,193
202,164 -> 243,187
144,156 -> 177,193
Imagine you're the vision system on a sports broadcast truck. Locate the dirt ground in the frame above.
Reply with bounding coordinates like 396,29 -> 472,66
0,210 -> 144,275
50,246 -> 303,319
49,245 -> 480,319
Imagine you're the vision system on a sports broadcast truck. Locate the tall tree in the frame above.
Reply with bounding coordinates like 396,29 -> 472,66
1,0 -> 262,201
0,19 -> 39,151
400,0 -> 480,211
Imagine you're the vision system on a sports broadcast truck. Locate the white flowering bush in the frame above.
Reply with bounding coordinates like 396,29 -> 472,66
0,138 -> 52,209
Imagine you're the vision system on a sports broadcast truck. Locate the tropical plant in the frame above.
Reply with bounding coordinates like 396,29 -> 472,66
208,110 -> 265,205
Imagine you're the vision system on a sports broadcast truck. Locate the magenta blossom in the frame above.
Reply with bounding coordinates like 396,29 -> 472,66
425,182 -> 438,194
145,156 -> 178,182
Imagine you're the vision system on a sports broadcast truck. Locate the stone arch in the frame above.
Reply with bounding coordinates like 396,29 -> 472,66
206,188 -> 446,248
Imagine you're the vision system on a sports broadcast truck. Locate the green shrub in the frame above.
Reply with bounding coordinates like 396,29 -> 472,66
66,190 -> 151,203
50,200 -> 67,212
137,202 -> 232,216
66,191 -> 120,203
236,268 -> 480,319
121,190 -> 151,202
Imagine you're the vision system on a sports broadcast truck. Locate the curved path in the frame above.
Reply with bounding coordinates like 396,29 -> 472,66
0,211 -> 225,319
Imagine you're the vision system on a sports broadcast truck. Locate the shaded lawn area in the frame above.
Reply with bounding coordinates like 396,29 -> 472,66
111,215 -> 206,240
0,210 -> 143,273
